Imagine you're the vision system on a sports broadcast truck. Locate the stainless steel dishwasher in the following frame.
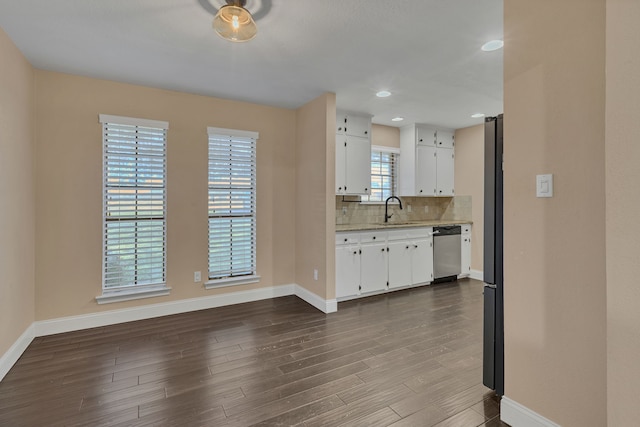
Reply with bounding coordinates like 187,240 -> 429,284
433,225 -> 462,281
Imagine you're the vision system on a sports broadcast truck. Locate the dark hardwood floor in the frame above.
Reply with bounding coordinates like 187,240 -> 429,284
0,278 -> 508,426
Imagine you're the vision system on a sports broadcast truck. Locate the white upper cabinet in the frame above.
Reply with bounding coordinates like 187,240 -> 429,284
415,145 -> 437,196
336,112 -> 372,195
436,147 -> 455,196
337,113 -> 371,138
345,135 -> 371,194
399,124 -> 455,197
416,126 -> 437,146
436,130 -> 455,148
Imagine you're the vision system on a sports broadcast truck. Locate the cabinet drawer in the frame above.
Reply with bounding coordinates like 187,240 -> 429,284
359,231 -> 387,244
387,227 -> 433,241
409,227 -> 433,238
387,229 -> 412,241
336,233 -> 359,245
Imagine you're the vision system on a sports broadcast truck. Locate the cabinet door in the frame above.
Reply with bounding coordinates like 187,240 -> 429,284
436,130 -> 455,148
388,241 -> 412,289
460,234 -> 472,278
436,147 -> 455,196
345,115 -> 370,138
412,238 -> 433,284
345,135 -> 371,195
360,243 -> 388,293
335,136 -> 347,194
336,245 -> 361,299
417,126 -> 437,146
336,114 -> 347,134
416,145 -> 437,196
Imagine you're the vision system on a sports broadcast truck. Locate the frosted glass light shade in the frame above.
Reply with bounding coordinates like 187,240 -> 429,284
213,5 -> 257,42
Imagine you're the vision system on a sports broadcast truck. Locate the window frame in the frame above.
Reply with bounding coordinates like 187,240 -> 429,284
96,114 -> 171,304
205,127 -> 260,289
361,145 -> 400,204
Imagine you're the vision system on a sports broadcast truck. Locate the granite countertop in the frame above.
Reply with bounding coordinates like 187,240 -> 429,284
335,219 -> 472,232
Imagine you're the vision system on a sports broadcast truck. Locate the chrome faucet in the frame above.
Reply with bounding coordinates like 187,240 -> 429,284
384,196 -> 403,222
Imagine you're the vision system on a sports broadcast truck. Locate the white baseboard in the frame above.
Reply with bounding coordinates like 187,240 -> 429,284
295,285 -> 337,313
501,396 -> 560,427
34,284 -> 296,337
0,324 -> 35,382
470,269 -> 483,281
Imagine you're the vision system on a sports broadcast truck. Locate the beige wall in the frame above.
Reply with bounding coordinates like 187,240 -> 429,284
34,71 -> 297,320
454,124 -> 483,272
605,0 -> 640,424
0,30 -> 36,355
504,1 -> 607,426
294,93 -> 336,300
371,124 -> 400,148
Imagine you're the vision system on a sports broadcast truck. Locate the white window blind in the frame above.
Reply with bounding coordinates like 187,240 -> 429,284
208,128 -> 258,280
100,114 -> 168,292
363,147 -> 398,202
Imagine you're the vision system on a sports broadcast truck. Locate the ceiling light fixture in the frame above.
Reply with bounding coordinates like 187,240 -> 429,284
481,40 -> 504,52
471,113 -> 485,118
391,117 -> 404,122
376,90 -> 392,98
213,0 -> 257,43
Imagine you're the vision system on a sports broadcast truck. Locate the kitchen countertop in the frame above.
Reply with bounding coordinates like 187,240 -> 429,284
336,219 -> 472,232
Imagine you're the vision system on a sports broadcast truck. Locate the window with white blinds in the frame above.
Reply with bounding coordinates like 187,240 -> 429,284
207,127 -> 258,282
100,115 -> 168,293
362,147 -> 399,202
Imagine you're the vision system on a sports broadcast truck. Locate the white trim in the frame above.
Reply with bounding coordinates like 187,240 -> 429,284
98,114 -> 169,129
371,145 -> 400,154
96,286 -> 172,304
205,275 -> 261,289
294,285 -> 337,314
2,284 -> 337,377
36,284 -> 295,337
0,324 -> 35,382
470,269 -> 483,281
207,126 -> 259,140
501,396 -> 561,427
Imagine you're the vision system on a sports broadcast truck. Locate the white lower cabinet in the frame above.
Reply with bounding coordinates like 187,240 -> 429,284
412,237 -> 434,284
360,242 -> 388,293
336,245 -> 361,299
459,223 -> 472,278
359,231 -> 388,293
388,241 -> 412,289
388,228 -> 433,288
337,227 -> 434,301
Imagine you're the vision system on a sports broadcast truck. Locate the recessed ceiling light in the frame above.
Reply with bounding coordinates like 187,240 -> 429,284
471,113 -> 485,118
376,90 -> 392,98
391,117 -> 404,122
481,40 -> 504,52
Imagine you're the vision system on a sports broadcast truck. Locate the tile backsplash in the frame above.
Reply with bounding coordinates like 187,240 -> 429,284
335,195 -> 472,225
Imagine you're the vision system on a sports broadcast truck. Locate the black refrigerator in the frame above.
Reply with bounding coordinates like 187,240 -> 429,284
483,115 -> 504,396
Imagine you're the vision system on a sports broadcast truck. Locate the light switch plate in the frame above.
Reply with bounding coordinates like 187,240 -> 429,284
536,174 -> 553,198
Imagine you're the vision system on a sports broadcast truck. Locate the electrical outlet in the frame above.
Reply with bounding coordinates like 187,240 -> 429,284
342,206 -> 347,215
194,271 -> 201,283
424,205 -> 429,213
407,204 -> 412,213
313,269 -> 318,281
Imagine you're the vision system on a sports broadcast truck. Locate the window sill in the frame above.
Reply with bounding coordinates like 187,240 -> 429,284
204,275 -> 261,290
96,285 -> 171,305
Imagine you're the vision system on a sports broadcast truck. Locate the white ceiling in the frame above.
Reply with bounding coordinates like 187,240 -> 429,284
0,0 -> 503,129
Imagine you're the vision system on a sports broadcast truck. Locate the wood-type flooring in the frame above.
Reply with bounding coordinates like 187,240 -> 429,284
0,278 -> 508,426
